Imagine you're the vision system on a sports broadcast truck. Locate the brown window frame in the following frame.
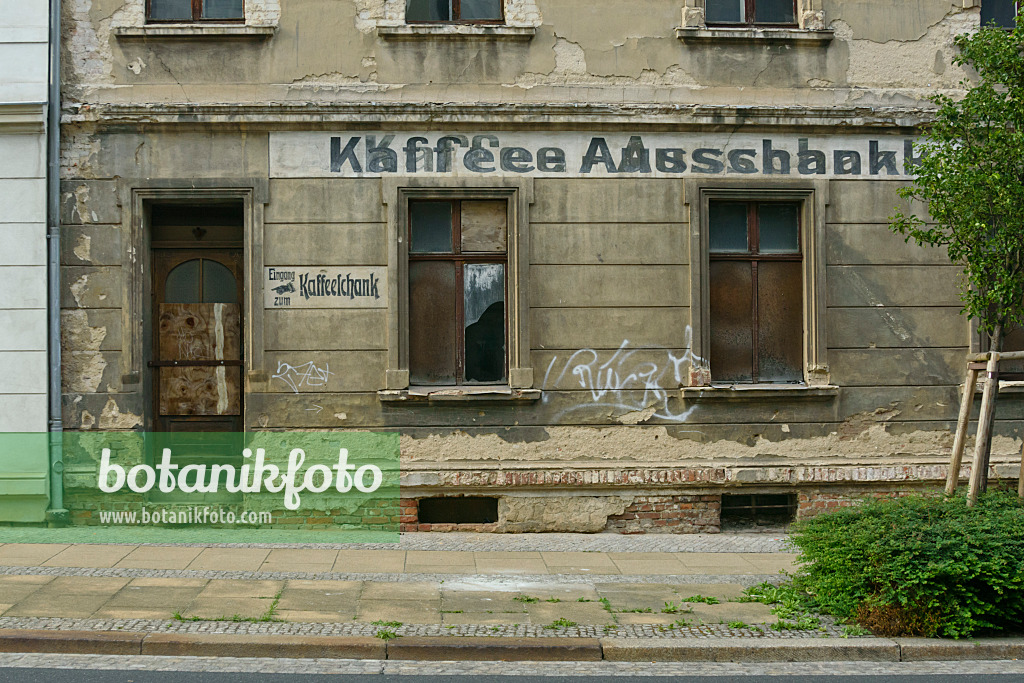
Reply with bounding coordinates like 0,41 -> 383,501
146,0 -> 246,23
408,198 -> 510,386
405,0 -> 506,25
708,199 -> 803,383
705,0 -> 799,27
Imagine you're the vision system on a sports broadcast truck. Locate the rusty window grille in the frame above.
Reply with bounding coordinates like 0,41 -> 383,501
147,0 -> 244,22
981,0 -> 1020,28
705,0 -> 797,26
709,200 -> 802,383
720,493 -> 797,527
406,0 -> 505,23
408,199 -> 508,386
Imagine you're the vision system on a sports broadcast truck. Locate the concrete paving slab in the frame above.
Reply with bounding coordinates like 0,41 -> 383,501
614,612 -> 688,625
2,592 -> 111,618
355,600 -> 442,624
259,549 -> 338,573
91,608 -> 175,620
284,579 -> 363,592
440,611 -> 529,625
612,559 -> 688,575
403,564 -> 479,574
192,579 -> 282,598
671,583 -> 748,601
181,597 -> 273,620
471,551 -> 542,560
186,548 -> 270,571
526,602 -> 612,625
125,577 -> 208,589
512,583 -> 601,601
334,550 -> 405,573
360,581 -> 439,602
677,553 -> 758,573
475,559 -> 549,574
100,586 -> 204,610
689,602 -> 775,624
115,546 -> 203,569
0,545 -> 69,566
41,545 -> 135,568
277,590 -> 359,613
44,576 -> 131,594
276,609 -> 357,622
440,590 -> 518,612
540,552 -> 617,568
0,579 -> 49,603
406,551 -> 475,566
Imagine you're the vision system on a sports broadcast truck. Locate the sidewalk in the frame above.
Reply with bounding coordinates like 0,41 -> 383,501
0,533 -> 1021,663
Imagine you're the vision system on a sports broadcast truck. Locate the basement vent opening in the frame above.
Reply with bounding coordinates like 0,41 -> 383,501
720,493 -> 797,530
418,497 -> 499,525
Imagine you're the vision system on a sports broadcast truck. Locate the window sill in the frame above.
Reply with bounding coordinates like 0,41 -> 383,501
681,384 -> 839,401
972,380 -> 1024,395
113,25 -> 277,40
378,386 -> 542,403
675,27 -> 834,45
376,25 -> 536,40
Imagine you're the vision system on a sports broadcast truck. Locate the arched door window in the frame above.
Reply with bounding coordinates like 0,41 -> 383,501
164,258 -> 238,304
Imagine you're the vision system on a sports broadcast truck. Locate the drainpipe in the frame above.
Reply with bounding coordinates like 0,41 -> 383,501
45,0 -> 68,527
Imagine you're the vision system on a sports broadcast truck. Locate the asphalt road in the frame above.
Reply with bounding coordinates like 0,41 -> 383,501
3,671 -> 1024,683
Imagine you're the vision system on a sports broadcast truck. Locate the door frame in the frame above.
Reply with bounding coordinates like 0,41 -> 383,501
120,182 -> 268,433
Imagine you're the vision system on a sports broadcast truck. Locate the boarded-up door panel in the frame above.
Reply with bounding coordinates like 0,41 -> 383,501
158,303 -> 240,416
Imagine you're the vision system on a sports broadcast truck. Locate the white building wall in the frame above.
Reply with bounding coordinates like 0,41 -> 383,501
0,0 -> 50,521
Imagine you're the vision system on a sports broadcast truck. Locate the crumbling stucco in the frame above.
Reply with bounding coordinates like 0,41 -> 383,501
98,397 -> 143,430
61,310 -> 107,394
499,495 -> 631,532
827,0 -> 965,43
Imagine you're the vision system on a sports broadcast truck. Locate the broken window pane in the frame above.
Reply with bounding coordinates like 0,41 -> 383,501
406,0 -> 451,21
709,261 -> 753,382
706,0 -> 744,23
149,0 -> 192,20
756,261 -> 803,382
709,202 -> 749,253
165,260 -> 201,303
755,0 -> 796,23
461,201 -> 507,252
409,261 -> 457,384
459,0 -> 503,20
758,203 -> 800,253
202,0 -> 245,19
463,263 -> 505,383
410,201 -> 453,253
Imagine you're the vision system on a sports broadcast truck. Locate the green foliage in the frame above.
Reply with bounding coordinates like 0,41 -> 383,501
790,492 -> 1024,638
371,620 -> 403,628
513,595 -> 539,603
890,16 -> 1024,339
661,600 -> 689,614
374,628 -> 398,641
727,620 -> 749,629
681,594 -> 720,605
545,617 -> 577,629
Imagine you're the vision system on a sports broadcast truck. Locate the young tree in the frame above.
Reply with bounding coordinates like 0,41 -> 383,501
890,16 -> 1024,492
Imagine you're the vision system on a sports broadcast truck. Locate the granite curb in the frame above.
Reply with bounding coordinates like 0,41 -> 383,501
0,629 -> 1022,662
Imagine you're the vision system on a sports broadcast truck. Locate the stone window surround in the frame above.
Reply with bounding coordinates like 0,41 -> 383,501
378,177 -> 538,403
682,179 -> 835,398
376,0 -> 539,39
112,0 -> 278,40
678,0 -> 833,44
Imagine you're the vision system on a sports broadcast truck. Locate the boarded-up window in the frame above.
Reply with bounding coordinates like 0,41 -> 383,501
709,200 -> 802,383
705,0 -> 797,25
406,0 -> 503,22
409,199 -> 508,385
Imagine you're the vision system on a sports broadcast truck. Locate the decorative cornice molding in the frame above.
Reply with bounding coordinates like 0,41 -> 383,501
62,101 -> 935,132
0,103 -> 46,134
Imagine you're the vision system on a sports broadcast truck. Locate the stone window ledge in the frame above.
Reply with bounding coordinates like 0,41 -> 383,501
113,25 -> 277,40
681,384 -> 839,401
377,25 -> 536,40
676,27 -> 834,45
378,386 -> 542,403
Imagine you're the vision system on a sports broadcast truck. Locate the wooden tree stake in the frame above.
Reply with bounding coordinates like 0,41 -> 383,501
947,366 -> 980,495
968,351 -> 1000,506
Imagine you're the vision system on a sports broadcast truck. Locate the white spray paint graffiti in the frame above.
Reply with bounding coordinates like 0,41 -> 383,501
541,330 -> 706,423
272,361 -> 333,393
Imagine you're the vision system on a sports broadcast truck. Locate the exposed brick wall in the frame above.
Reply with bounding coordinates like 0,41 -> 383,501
796,487 -> 922,520
605,495 -> 722,534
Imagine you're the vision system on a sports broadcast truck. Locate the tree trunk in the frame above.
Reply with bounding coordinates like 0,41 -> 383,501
968,323 -> 1002,506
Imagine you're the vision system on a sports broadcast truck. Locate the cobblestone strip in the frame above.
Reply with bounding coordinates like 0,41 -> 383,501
3,532 -> 790,553
0,616 -> 857,639
0,654 -> 1022,676
0,565 -> 783,586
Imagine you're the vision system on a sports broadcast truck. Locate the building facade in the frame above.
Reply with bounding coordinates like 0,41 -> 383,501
57,0 -> 1022,531
0,0 -> 51,523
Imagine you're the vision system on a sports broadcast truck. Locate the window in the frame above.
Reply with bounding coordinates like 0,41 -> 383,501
706,0 -> 797,25
981,0 -> 1020,28
408,199 -> 508,385
148,0 -> 244,22
708,200 -> 802,383
406,0 -> 504,23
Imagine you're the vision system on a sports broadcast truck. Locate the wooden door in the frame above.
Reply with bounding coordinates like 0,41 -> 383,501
152,250 -> 244,433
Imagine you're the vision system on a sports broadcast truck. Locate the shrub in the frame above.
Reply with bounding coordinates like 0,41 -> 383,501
790,491 -> 1024,638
